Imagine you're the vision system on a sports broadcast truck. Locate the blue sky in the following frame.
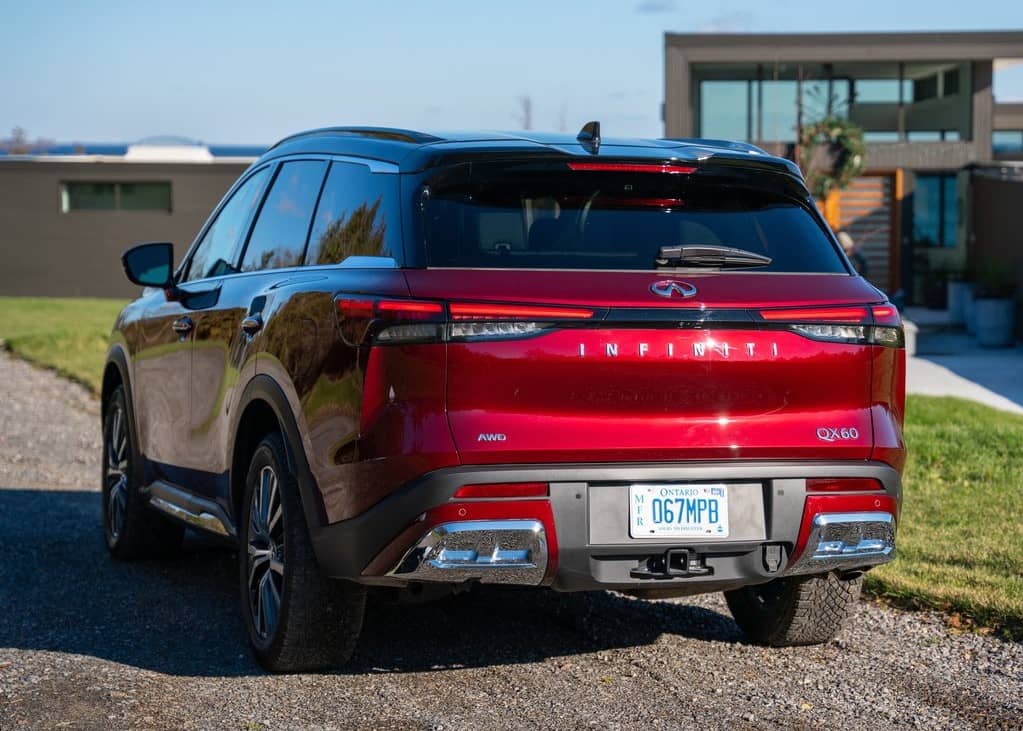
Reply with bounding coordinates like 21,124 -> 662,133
2,0 -> 1022,144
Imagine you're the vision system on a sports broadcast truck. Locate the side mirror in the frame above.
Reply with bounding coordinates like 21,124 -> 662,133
122,242 -> 175,288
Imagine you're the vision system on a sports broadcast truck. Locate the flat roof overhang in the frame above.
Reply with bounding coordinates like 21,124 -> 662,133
665,31 -> 1023,63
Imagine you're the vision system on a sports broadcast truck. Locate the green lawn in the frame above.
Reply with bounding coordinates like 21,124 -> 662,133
867,395 -> 1023,639
0,296 -> 126,393
0,296 -> 1020,636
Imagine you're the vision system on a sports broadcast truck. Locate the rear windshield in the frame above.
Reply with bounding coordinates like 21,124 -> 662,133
420,162 -> 847,273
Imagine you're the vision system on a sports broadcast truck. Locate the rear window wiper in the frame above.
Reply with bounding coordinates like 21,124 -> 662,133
656,245 -> 772,269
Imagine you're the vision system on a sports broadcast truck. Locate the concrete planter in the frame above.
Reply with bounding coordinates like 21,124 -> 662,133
947,281 -> 973,326
974,298 -> 1016,348
964,293 -> 978,335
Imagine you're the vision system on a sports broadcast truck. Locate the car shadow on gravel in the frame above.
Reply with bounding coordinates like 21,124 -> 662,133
0,488 -> 743,677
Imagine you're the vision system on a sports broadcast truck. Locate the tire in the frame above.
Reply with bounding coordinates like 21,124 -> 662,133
102,385 -> 184,559
239,432 -> 366,672
724,572 -> 863,647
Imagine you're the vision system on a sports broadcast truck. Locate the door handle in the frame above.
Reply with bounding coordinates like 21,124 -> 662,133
241,314 -> 263,336
171,316 -> 194,335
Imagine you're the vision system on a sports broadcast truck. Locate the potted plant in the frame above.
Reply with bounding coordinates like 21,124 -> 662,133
946,258 -> 975,327
973,261 -> 1017,347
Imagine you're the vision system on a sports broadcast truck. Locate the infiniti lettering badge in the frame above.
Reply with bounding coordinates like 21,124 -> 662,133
650,280 -> 697,298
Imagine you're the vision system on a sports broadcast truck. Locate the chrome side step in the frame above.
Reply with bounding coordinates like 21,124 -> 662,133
146,480 -> 236,538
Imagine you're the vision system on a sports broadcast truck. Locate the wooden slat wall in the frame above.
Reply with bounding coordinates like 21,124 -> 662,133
834,175 -> 895,293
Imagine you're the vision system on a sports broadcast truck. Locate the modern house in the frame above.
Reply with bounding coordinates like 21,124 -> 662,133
0,141 -> 257,297
664,31 -> 1023,310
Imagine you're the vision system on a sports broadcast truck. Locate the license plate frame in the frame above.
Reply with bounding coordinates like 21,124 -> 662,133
628,483 -> 730,539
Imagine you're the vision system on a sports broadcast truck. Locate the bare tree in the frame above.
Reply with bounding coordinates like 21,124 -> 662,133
4,127 -> 30,154
516,96 -> 533,130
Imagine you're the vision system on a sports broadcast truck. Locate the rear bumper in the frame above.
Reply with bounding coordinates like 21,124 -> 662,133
310,460 -> 901,592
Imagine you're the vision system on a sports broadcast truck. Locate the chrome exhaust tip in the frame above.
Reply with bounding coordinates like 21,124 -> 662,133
786,512 -> 895,575
388,519 -> 548,585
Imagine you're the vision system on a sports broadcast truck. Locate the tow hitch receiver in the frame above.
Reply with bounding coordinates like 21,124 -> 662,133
630,548 -> 712,580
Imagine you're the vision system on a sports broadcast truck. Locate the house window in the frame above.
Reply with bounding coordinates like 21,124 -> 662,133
913,174 -> 957,247
61,182 -> 171,212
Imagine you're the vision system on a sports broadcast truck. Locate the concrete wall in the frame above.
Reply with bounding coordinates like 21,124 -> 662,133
0,160 -> 249,298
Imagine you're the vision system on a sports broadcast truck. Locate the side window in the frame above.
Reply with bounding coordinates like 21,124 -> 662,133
185,167 -> 270,282
305,161 -> 402,266
240,160 -> 327,272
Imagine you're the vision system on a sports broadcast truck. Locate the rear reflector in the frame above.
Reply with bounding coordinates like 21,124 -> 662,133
806,478 -> 884,493
454,482 -> 550,499
566,162 -> 697,175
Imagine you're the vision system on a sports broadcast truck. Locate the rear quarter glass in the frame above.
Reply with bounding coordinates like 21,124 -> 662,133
414,160 -> 847,273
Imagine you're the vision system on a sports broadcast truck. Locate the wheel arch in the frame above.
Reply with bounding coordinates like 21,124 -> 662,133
101,345 -> 137,430
229,375 -> 326,535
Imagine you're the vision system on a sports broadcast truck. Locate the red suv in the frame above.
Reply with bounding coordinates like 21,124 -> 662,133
105,125 -> 905,672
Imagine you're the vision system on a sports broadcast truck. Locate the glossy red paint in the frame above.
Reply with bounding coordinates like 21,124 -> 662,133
869,343 -> 907,470
789,493 -> 899,566
447,327 -> 876,464
340,342 -> 459,521
403,270 -> 886,309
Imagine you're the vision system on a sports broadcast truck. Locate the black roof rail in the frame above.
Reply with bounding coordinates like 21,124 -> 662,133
270,126 -> 443,150
661,137 -> 771,156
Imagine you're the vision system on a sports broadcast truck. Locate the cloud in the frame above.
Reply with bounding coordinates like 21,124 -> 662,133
697,11 -> 754,32
635,0 -> 675,13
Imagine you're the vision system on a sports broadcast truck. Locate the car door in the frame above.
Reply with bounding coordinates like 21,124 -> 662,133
132,165 -> 272,487
186,159 -> 328,503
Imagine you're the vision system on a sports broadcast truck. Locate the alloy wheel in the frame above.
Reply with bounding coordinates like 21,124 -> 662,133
247,465 -> 285,641
104,403 -> 129,542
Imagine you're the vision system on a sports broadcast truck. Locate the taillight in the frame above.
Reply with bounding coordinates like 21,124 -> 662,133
335,296 -> 597,345
336,296 -> 446,345
757,304 -> 904,348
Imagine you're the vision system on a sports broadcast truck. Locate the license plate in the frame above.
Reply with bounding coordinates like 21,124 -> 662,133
628,484 -> 730,539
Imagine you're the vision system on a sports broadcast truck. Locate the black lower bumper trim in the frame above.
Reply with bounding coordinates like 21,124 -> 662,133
310,460 -> 902,590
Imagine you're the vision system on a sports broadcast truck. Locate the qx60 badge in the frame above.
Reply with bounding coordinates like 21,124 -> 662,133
650,280 -> 697,299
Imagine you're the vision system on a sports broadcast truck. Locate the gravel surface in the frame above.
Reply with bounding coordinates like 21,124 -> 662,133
1,350 -> 1021,730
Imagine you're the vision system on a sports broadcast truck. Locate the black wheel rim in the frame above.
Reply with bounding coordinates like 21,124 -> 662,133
104,403 -> 129,542
247,465 -> 285,641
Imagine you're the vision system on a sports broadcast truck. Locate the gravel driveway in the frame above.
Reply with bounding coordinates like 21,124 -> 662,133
1,351 -> 1020,730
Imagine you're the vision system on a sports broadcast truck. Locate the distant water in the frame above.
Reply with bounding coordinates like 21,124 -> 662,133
0,142 -> 266,157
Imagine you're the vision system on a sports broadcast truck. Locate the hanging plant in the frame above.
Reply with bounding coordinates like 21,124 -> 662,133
798,117 -> 866,199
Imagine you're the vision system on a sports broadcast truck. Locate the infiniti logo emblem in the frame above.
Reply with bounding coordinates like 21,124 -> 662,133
650,280 -> 697,299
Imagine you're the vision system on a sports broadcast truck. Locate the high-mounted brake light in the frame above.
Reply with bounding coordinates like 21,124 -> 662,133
449,303 -> 594,320
566,162 -> 697,175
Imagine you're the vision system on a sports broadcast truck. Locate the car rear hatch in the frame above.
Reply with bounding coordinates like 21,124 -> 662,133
399,157 -> 903,465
